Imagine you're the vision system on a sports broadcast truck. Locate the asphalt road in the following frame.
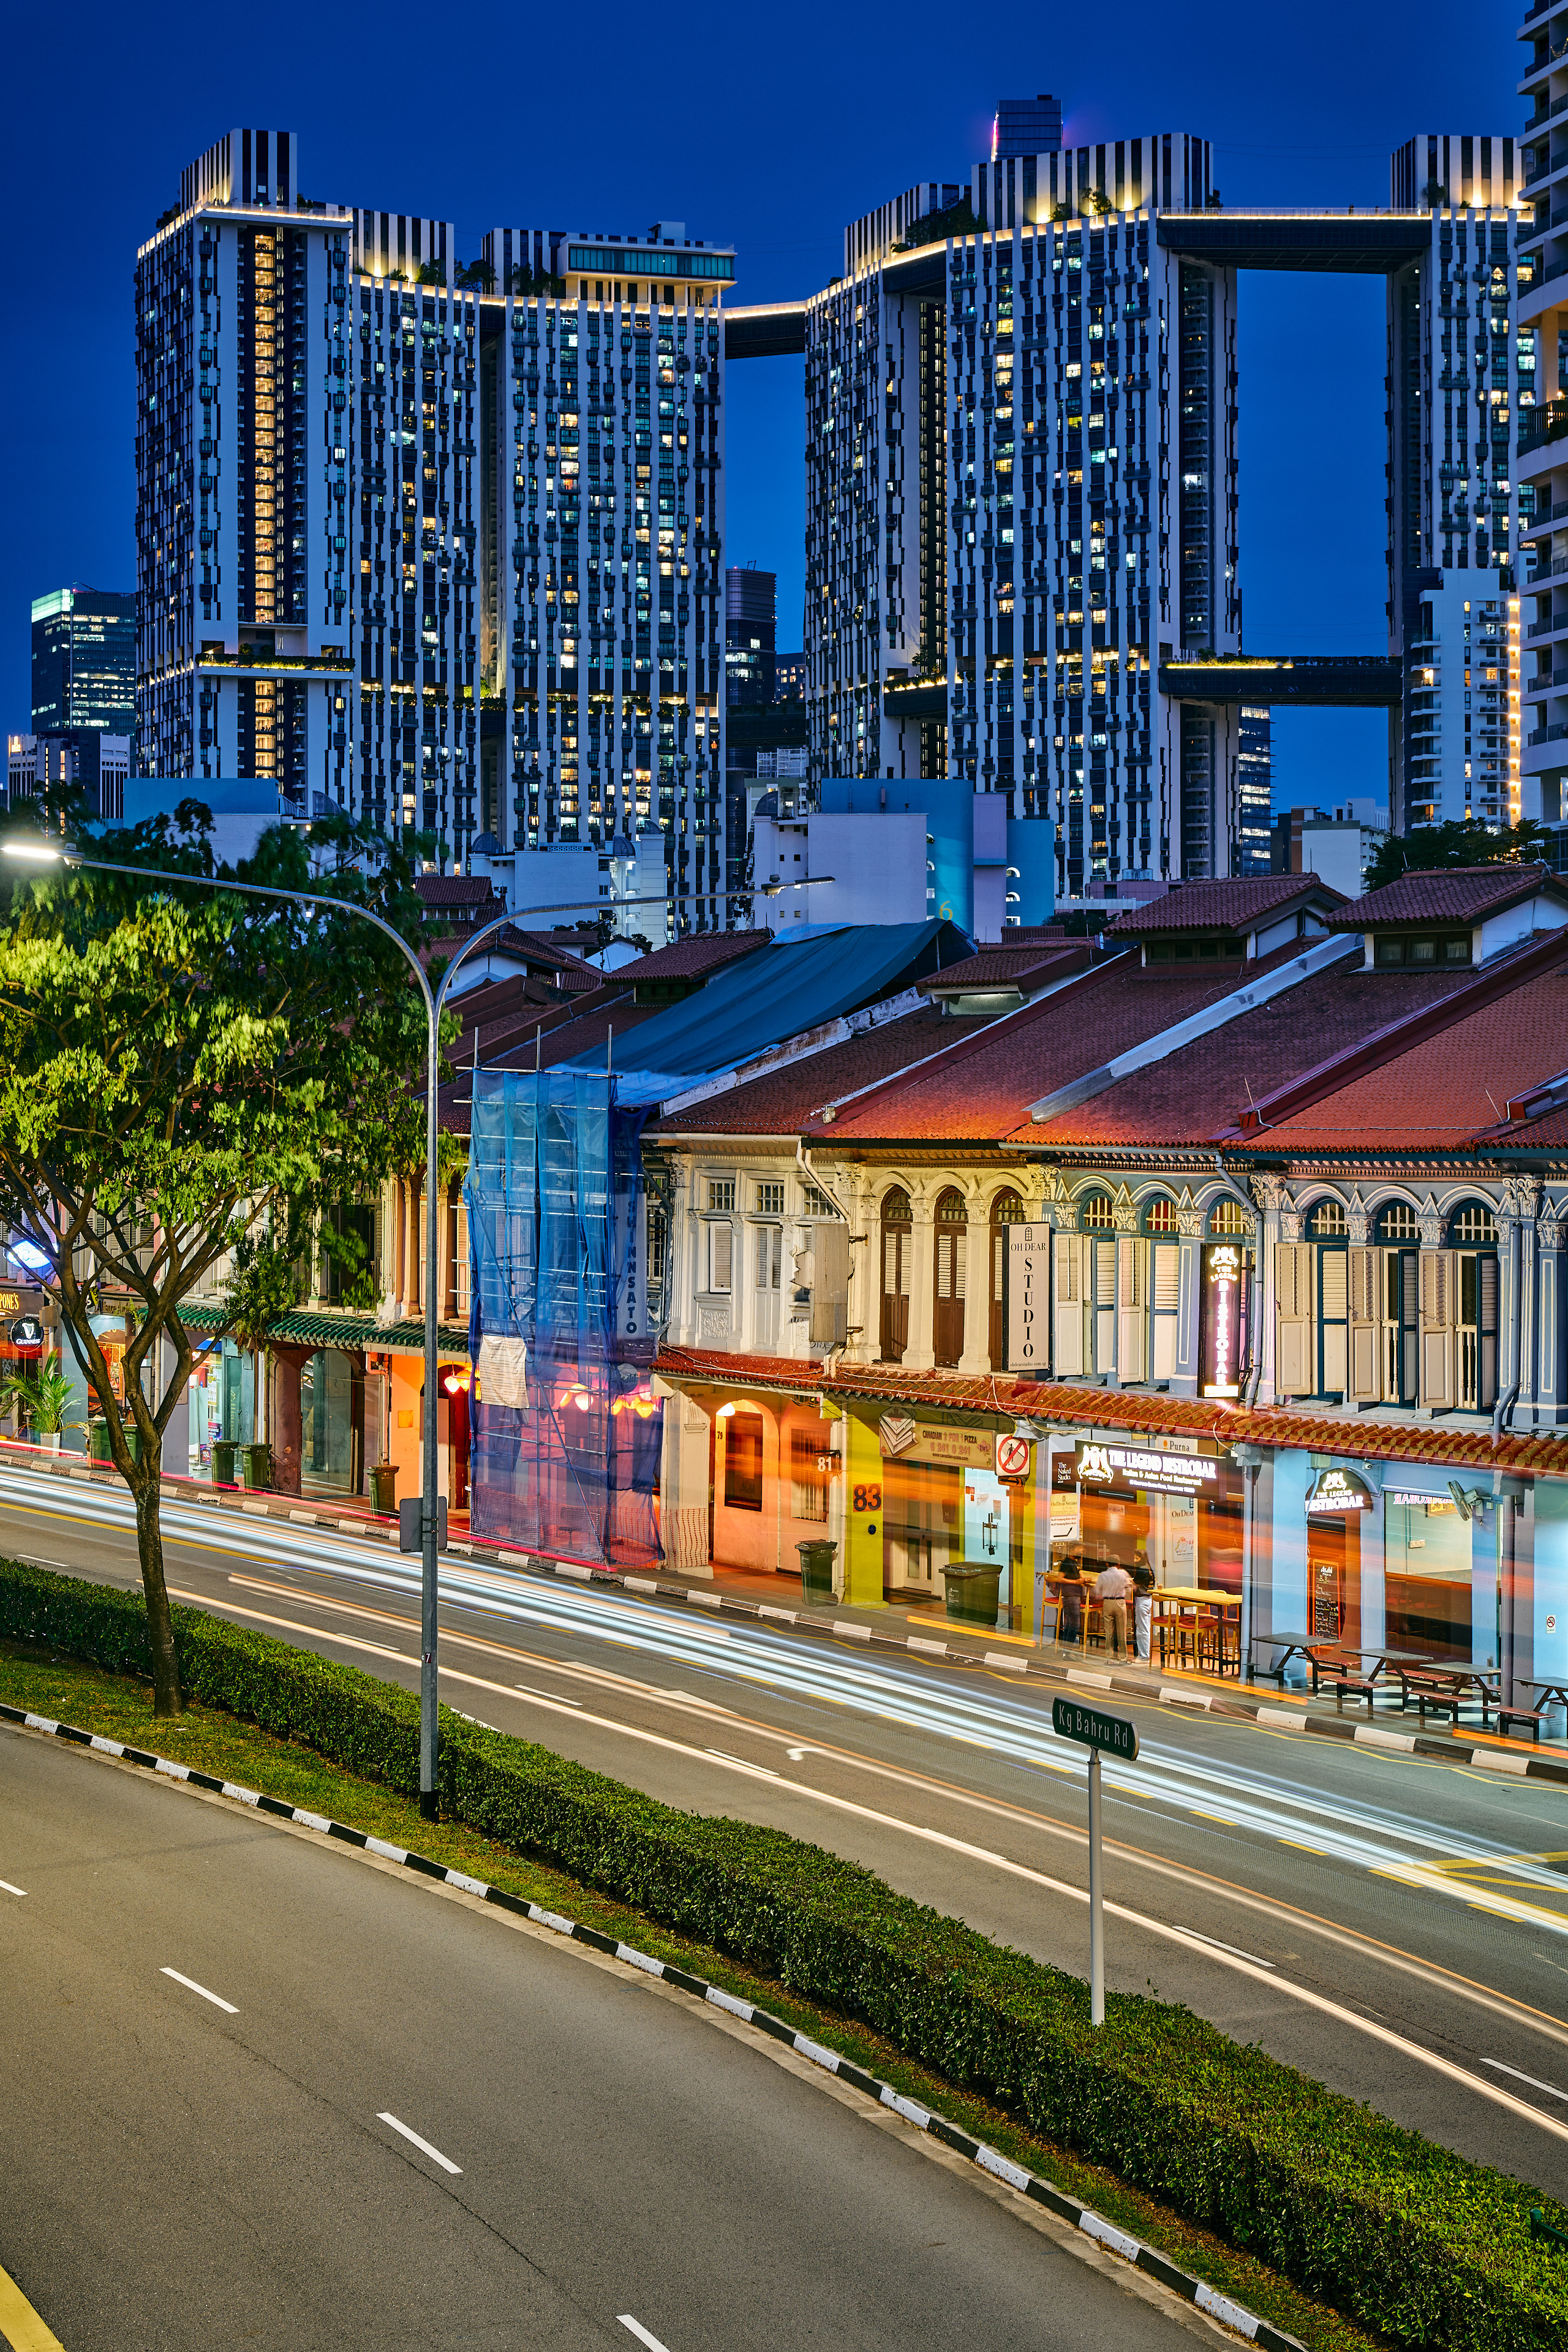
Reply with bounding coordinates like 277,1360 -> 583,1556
7,1464 -> 1568,2201
1,1732 -> 1212,2352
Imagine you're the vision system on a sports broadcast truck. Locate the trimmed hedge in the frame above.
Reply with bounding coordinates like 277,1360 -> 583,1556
5,1555 -> 1567,2350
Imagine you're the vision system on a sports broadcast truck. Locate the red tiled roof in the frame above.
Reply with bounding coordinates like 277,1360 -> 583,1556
1231,940 -> 1568,1150
1329,863 -> 1561,930
653,1347 -> 1568,1477
413,874 -> 501,909
920,941 -> 1091,992
801,948 -> 1297,1144
1022,957 -> 1476,1148
1105,876 -> 1343,934
605,930 -> 773,984
650,1006 -> 961,1136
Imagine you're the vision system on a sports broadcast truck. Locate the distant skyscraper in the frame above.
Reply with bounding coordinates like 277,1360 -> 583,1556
1237,706 -> 1272,873
725,565 -> 776,707
32,587 -> 135,738
133,126 -> 734,924
992,96 -> 1063,164
774,652 -> 805,702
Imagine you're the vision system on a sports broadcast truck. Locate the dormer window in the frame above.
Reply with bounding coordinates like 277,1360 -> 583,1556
1374,933 -> 1471,967
1144,935 -> 1244,963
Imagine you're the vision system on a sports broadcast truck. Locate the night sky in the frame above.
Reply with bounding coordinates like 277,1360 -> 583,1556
3,4 -> 1523,817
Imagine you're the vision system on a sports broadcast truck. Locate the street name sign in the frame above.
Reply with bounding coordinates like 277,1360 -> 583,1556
1052,1696 -> 1138,1762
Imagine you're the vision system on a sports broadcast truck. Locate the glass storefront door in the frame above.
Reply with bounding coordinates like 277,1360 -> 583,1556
301,1349 -> 356,1493
1385,1492 -> 1482,1662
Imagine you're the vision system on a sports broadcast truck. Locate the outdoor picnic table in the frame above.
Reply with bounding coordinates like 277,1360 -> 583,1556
1153,1586 -> 1243,1678
1392,1659 -> 1503,1727
1248,1635 -> 1431,1694
1525,1678 -> 1568,1713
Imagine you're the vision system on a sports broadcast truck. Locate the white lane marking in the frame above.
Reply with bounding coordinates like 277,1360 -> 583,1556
619,2318 -> 674,2352
1168,1926 -> 1274,1969
161,1966 -> 238,2014
705,1749 -> 780,1777
377,2111 -> 462,2174
0,1878 -> 27,1898
1482,2057 -> 1568,2100
516,1684 -> 582,1706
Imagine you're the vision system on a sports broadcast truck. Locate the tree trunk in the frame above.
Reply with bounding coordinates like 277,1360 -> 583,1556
130,1463 -> 184,1716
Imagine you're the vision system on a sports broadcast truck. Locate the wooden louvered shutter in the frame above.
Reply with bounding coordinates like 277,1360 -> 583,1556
1117,1236 -> 1148,1381
1320,1248 -> 1348,1394
1477,1253 -> 1499,1411
1275,1241 -> 1314,1396
1347,1245 -> 1380,1402
1054,1232 -> 1086,1376
1419,1248 -> 1455,1409
1151,1242 -> 1180,1380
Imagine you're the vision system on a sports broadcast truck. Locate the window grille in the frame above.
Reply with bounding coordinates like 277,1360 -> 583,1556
1208,1196 -> 1252,1235
706,1177 -> 734,1212
755,1181 -> 785,1215
1450,1201 -> 1498,1245
1378,1202 -> 1420,1242
1081,1193 -> 1115,1229
1145,1196 -> 1179,1234
1310,1199 -> 1347,1237
801,1183 -> 835,1218
790,1428 -> 829,1522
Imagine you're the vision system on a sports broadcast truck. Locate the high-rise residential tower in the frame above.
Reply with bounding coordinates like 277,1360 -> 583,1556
32,586 -> 135,738
1517,8 -> 1568,837
134,132 -> 733,922
796,116 -> 1522,894
725,564 -> 777,707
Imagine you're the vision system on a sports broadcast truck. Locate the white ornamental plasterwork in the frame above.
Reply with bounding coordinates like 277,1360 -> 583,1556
1250,1174 -> 1288,1216
1175,1185 -> 1203,1239
698,1307 -> 732,1344
1112,1182 -> 1140,1234
1417,1191 -> 1444,1248
1541,1196 -> 1567,1251
1345,1187 -> 1371,1246
1050,1201 -> 1080,1232
1504,1176 -> 1544,1225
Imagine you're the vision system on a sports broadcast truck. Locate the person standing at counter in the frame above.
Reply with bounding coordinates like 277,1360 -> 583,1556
1131,1547 -> 1155,1664
1093,1559 -> 1134,1661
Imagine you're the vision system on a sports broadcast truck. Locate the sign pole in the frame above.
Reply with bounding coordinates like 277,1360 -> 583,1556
1050,1695 -> 1136,2029
1088,1747 -> 1104,2027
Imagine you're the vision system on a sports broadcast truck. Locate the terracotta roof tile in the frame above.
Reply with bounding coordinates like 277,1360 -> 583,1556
920,940 -> 1090,992
413,874 -> 501,909
605,930 -> 772,984
802,948 -> 1297,1144
652,1347 -> 1568,1478
1329,863 -> 1561,929
1105,875 -> 1344,933
1234,944 -> 1568,1150
650,1007 -> 960,1135
1030,960 -> 1477,1148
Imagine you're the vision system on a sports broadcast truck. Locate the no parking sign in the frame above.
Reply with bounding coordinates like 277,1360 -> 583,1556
995,1429 -> 1031,1480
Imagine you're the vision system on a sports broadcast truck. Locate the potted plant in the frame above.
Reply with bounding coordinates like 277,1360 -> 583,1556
2,1352 -> 86,1454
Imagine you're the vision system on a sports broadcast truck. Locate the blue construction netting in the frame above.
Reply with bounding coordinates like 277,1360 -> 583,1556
466,1069 -> 663,1565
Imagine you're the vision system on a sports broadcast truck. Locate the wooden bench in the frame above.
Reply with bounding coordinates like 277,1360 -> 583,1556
1333,1674 -> 1379,1717
1397,1670 -> 1464,1728
1496,1705 -> 1550,1744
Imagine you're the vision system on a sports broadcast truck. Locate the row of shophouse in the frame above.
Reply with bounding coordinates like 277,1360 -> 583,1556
33,861 -> 1568,1707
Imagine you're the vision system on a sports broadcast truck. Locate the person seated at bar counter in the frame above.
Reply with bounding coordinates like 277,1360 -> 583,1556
1093,1558 -> 1134,1660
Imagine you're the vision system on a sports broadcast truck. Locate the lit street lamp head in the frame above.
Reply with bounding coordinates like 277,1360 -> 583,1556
2,841 -> 70,865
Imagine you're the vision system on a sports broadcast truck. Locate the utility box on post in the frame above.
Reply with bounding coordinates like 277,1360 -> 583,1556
399,1494 -> 449,1555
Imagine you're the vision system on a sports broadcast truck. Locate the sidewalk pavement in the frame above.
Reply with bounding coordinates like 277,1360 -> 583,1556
6,1439 -> 1566,1784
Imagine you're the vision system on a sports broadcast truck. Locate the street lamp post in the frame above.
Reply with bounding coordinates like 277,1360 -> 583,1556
2,838 -> 515,1821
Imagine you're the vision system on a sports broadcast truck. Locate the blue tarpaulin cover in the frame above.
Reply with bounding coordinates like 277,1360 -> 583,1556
466,1070 -> 662,1564
565,919 -> 971,1101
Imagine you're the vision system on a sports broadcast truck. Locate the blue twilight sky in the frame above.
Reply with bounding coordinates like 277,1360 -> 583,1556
1,3 -> 1525,814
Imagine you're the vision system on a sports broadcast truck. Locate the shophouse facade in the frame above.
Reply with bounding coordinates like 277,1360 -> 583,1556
649,870 -> 1568,1705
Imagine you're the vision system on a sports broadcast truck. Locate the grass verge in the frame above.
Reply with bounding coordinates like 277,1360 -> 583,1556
0,1633 -> 1389,2352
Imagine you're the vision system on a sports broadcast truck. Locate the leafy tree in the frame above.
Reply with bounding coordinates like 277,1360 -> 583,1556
1364,816 -> 1551,892
416,259 -> 446,287
0,797 -> 434,1714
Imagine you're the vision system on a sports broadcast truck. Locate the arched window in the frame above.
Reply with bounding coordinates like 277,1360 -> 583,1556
1378,1201 -> 1420,1244
1449,1200 -> 1498,1246
879,1189 -> 913,1363
933,1188 -> 968,1367
1309,1199 -> 1347,1238
1080,1191 -> 1115,1230
989,1189 -> 1024,1370
1208,1196 -> 1253,1237
1144,1195 -> 1179,1235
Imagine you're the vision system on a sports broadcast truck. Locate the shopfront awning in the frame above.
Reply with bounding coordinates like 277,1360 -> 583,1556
178,1303 -> 470,1359
652,1346 -> 1568,1480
